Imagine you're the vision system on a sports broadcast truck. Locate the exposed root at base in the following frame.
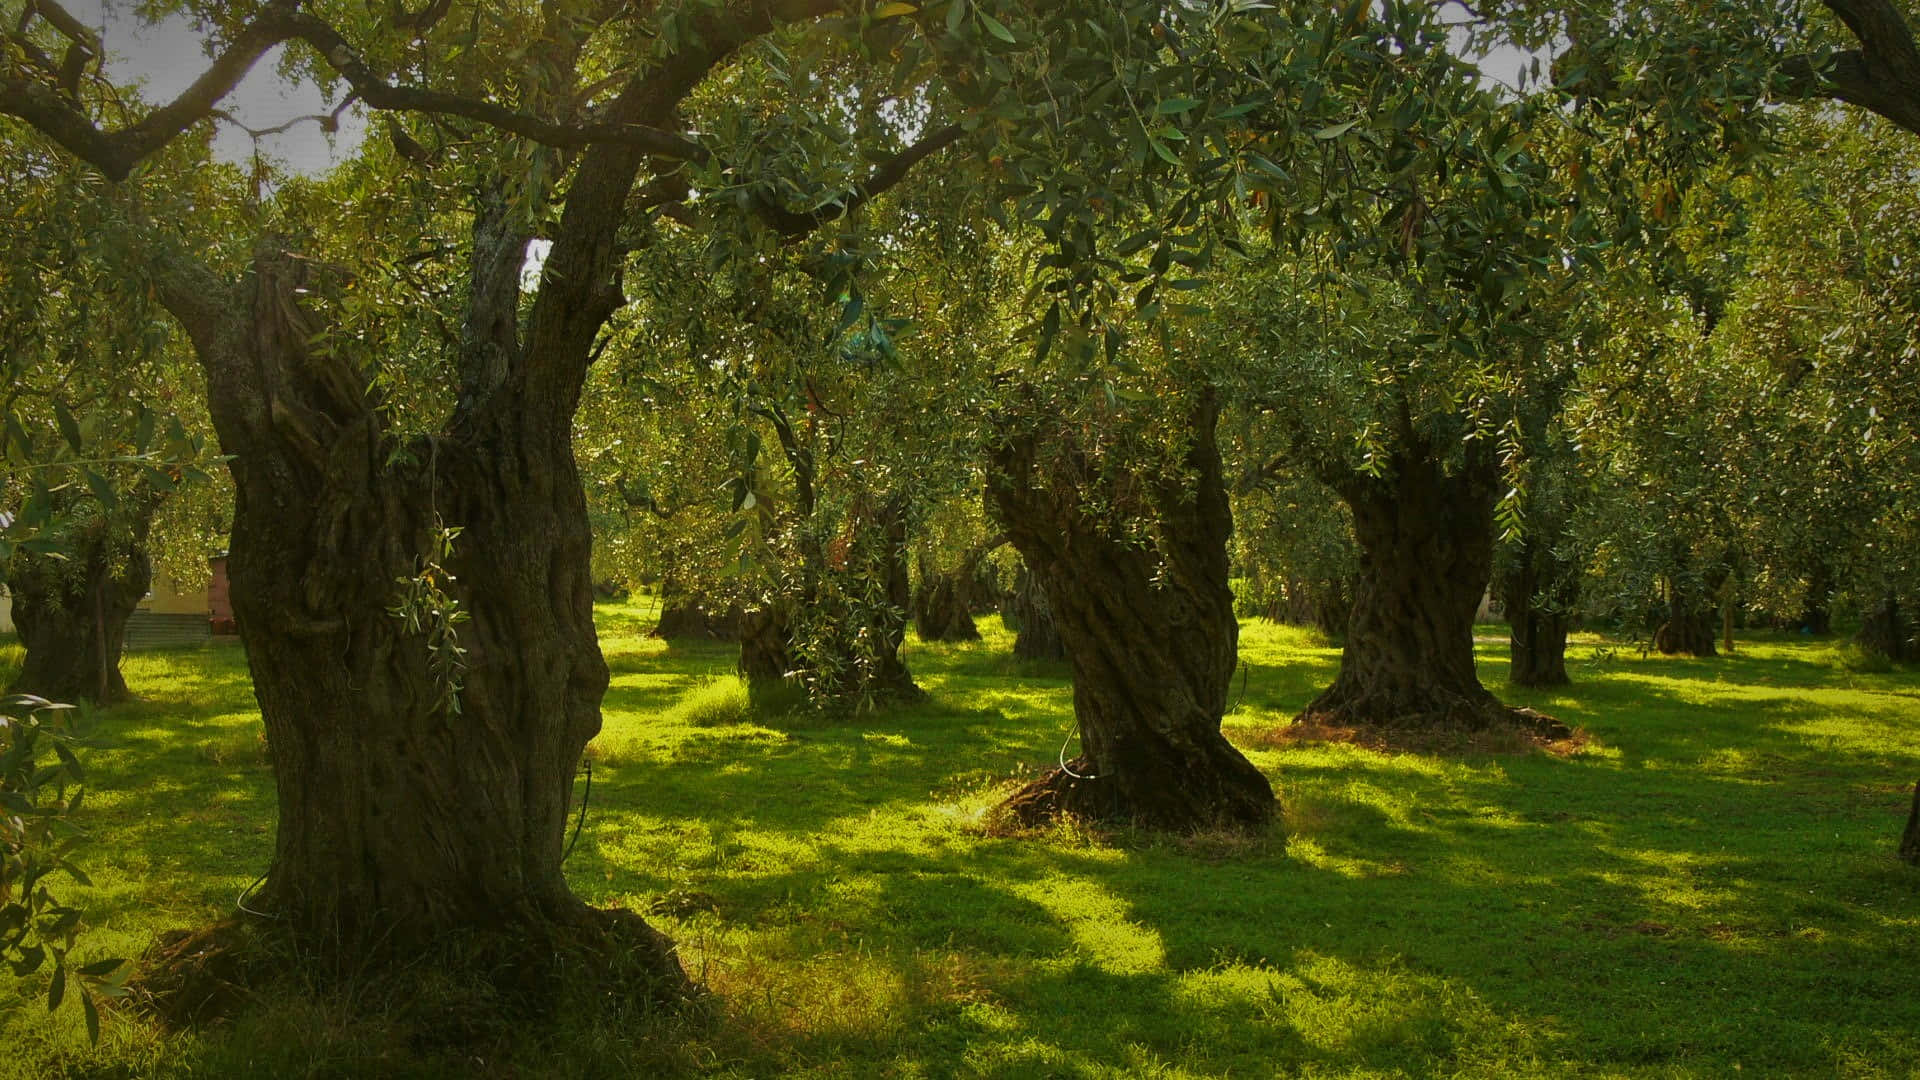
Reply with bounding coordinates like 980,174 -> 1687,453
128,905 -> 699,1043
1265,705 -> 1586,757
987,757 -> 1278,837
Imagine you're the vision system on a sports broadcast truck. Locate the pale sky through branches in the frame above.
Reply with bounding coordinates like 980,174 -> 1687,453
69,0 -> 366,175
67,4 -> 1540,182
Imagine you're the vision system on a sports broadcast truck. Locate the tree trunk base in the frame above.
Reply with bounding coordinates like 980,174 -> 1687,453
1295,681 -> 1571,743
132,902 -> 693,1036
1297,679 -> 1510,732
1654,613 -> 1718,657
914,572 -> 981,642
995,748 -> 1274,835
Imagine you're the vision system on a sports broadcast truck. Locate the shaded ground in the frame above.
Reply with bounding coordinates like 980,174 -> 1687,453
1,617 -> 1916,1078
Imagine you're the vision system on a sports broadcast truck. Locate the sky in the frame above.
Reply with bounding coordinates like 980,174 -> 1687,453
64,3 -> 1542,182
67,0 -> 366,175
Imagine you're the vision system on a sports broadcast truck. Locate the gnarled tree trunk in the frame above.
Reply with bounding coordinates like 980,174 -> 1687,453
914,533 -> 1005,643
1653,579 -> 1719,657
152,220 -> 686,992
1858,593 -> 1915,663
1499,530 -> 1575,688
6,492 -> 161,705
987,397 -> 1273,832
1299,448 -> 1511,729
1001,564 -> 1067,661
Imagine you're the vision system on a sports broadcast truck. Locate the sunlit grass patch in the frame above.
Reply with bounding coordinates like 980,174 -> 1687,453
4,610 -> 1920,1077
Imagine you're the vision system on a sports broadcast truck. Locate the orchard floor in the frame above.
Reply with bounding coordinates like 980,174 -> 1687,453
3,608 -> 1918,1078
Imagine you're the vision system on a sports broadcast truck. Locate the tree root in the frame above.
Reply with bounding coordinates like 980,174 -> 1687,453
1275,703 -> 1581,756
993,755 -> 1276,836
128,904 -> 696,1038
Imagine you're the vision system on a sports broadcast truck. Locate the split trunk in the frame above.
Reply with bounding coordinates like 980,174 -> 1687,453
986,398 -> 1273,832
150,227 -> 685,992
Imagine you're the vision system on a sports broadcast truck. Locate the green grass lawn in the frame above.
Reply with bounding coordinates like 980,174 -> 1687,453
3,611 -> 1917,1078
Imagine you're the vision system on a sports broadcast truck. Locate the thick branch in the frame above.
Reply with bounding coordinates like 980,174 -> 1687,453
2,0 -> 303,180
0,0 -> 715,181
1782,0 -> 1920,137
281,13 -> 708,159
757,123 -> 968,237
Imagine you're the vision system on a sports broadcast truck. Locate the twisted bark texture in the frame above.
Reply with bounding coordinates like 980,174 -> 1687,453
1300,448 -> 1510,730
151,243 -> 690,984
1001,564 -> 1067,661
1499,530 -> 1575,688
914,535 -> 1004,643
987,397 -> 1274,832
6,491 -> 161,705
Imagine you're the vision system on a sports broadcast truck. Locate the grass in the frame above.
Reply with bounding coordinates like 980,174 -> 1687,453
3,610 -> 1918,1078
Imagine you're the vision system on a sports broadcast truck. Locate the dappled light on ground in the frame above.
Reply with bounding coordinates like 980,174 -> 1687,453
2,608 -> 1917,1077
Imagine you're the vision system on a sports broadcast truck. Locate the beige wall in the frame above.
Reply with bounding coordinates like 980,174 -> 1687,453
141,574 -> 208,615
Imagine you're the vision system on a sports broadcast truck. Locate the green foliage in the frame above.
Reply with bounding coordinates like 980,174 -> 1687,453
0,696 -> 128,1043
386,519 -> 472,715
1821,640 -> 1898,675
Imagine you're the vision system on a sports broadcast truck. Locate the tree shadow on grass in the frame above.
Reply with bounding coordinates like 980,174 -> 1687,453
573,625 -> 1920,1076
626,756 -> 1920,1076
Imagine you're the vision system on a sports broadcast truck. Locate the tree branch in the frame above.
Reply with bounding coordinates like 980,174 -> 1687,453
2,0 -> 305,180
1781,0 -> 1920,138
755,123 -> 968,237
0,0 -> 716,181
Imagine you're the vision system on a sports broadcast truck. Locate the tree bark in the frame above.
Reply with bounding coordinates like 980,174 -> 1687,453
1001,564 -> 1067,661
738,603 -> 795,684
986,396 -> 1274,832
1499,531 -> 1574,688
6,493 -> 161,705
1858,592 -> 1915,662
1299,448 -> 1512,729
914,533 -> 1005,643
1653,578 -> 1720,657
651,591 -> 742,641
